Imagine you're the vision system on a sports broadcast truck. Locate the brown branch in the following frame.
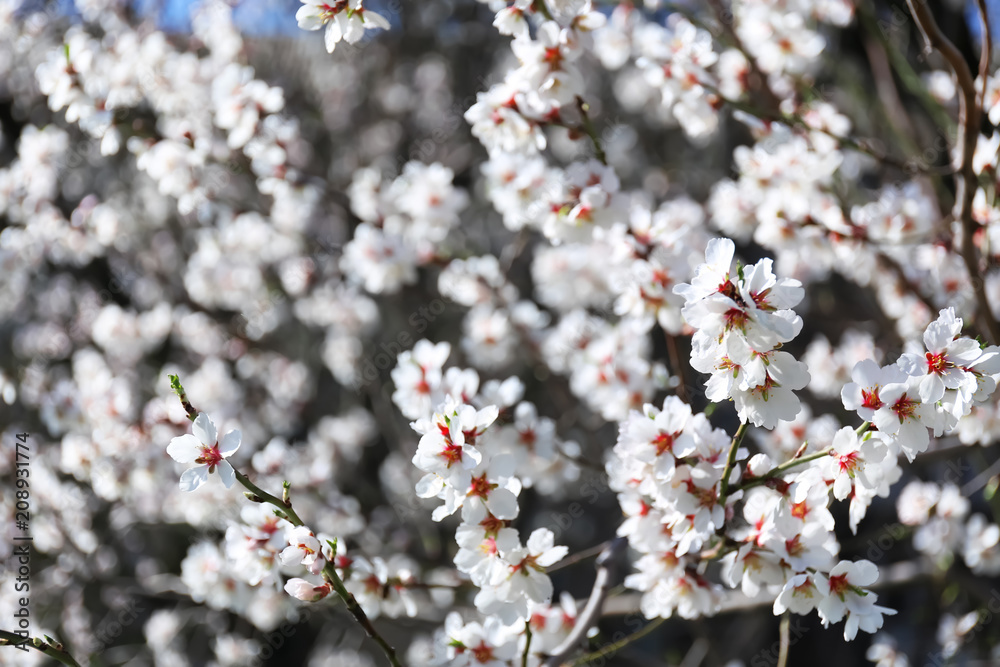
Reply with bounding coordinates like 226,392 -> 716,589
704,0 -> 781,114
876,251 -> 939,316
906,0 -> 1000,344
665,331 -> 691,404
976,0 -> 992,111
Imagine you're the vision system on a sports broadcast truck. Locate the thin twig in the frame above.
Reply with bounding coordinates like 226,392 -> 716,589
777,612 -> 791,667
234,470 -> 305,526
737,448 -> 833,492
976,0 -> 992,111
546,540 -> 611,573
719,422 -> 748,502
704,0 -> 781,113
856,4 -> 955,134
575,97 -> 607,165
665,331 -> 691,404
0,630 -> 82,667
907,0 -> 1000,345
711,88 -> 933,173
877,252 -> 939,316
320,559 -> 404,667
545,538 -> 627,666
569,617 -> 666,666
523,622 -> 533,667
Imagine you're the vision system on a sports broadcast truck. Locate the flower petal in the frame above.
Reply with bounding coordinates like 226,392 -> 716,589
179,465 -> 209,492
192,413 -> 217,446
218,460 -> 236,488
219,429 -> 242,457
167,434 -> 203,463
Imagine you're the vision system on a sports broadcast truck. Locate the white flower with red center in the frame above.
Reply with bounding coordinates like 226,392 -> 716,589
454,504 -> 517,587
442,612 -> 519,667
773,573 -> 825,616
283,578 -> 332,602
738,257 -> 805,341
672,463 -> 725,539
343,555 -> 419,619
489,528 -> 567,611
295,0 -> 390,54
677,238 -> 809,429
731,349 -> 810,429
674,237 -> 736,303
775,477 -> 835,534
691,333 -> 754,402
841,360 -> 909,421
166,413 -> 241,492
817,560 -> 896,640
764,518 -> 839,574
870,379 -> 931,461
637,570 -> 720,620
720,543 -> 785,597
411,399 -> 498,491
391,339 -> 451,420
616,396 -> 697,481
493,0 -> 531,39
460,453 -> 522,522
897,308 -> 1000,408
822,426 -> 886,501
279,526 -> 324,574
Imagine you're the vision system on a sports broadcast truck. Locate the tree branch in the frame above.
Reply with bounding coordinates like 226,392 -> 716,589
0,631 -> 82,667
544,538 -> 627,666
906,0 -> 1000,345
169,375 -> 403,667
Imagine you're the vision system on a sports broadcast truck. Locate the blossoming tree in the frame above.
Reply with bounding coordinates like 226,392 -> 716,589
3,0 -> 1000,665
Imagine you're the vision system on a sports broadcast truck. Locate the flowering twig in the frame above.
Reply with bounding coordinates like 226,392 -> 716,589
0,630 -> 81,667
544,537 -> 626,666
737,422 -> 870,493
713,90 -> 928,173
168,375 -> 403,667
318,547 -> 403,667
737,447 -> 833,492
234,471 -> 305,526
168,374 -> 197,422
907,0 -> 1000,345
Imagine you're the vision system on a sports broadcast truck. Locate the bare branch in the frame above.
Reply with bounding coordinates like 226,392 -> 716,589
544,538 -> 627,666
906,0 -> 1000,344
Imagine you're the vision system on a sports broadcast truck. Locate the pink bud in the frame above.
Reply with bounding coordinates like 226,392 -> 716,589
283,578 -> 331,602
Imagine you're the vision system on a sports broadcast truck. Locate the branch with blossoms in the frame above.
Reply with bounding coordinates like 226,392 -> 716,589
166,375 -> 403,667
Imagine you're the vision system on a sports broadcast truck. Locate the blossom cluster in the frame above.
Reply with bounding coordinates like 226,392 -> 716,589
5,0 -> 1000,664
